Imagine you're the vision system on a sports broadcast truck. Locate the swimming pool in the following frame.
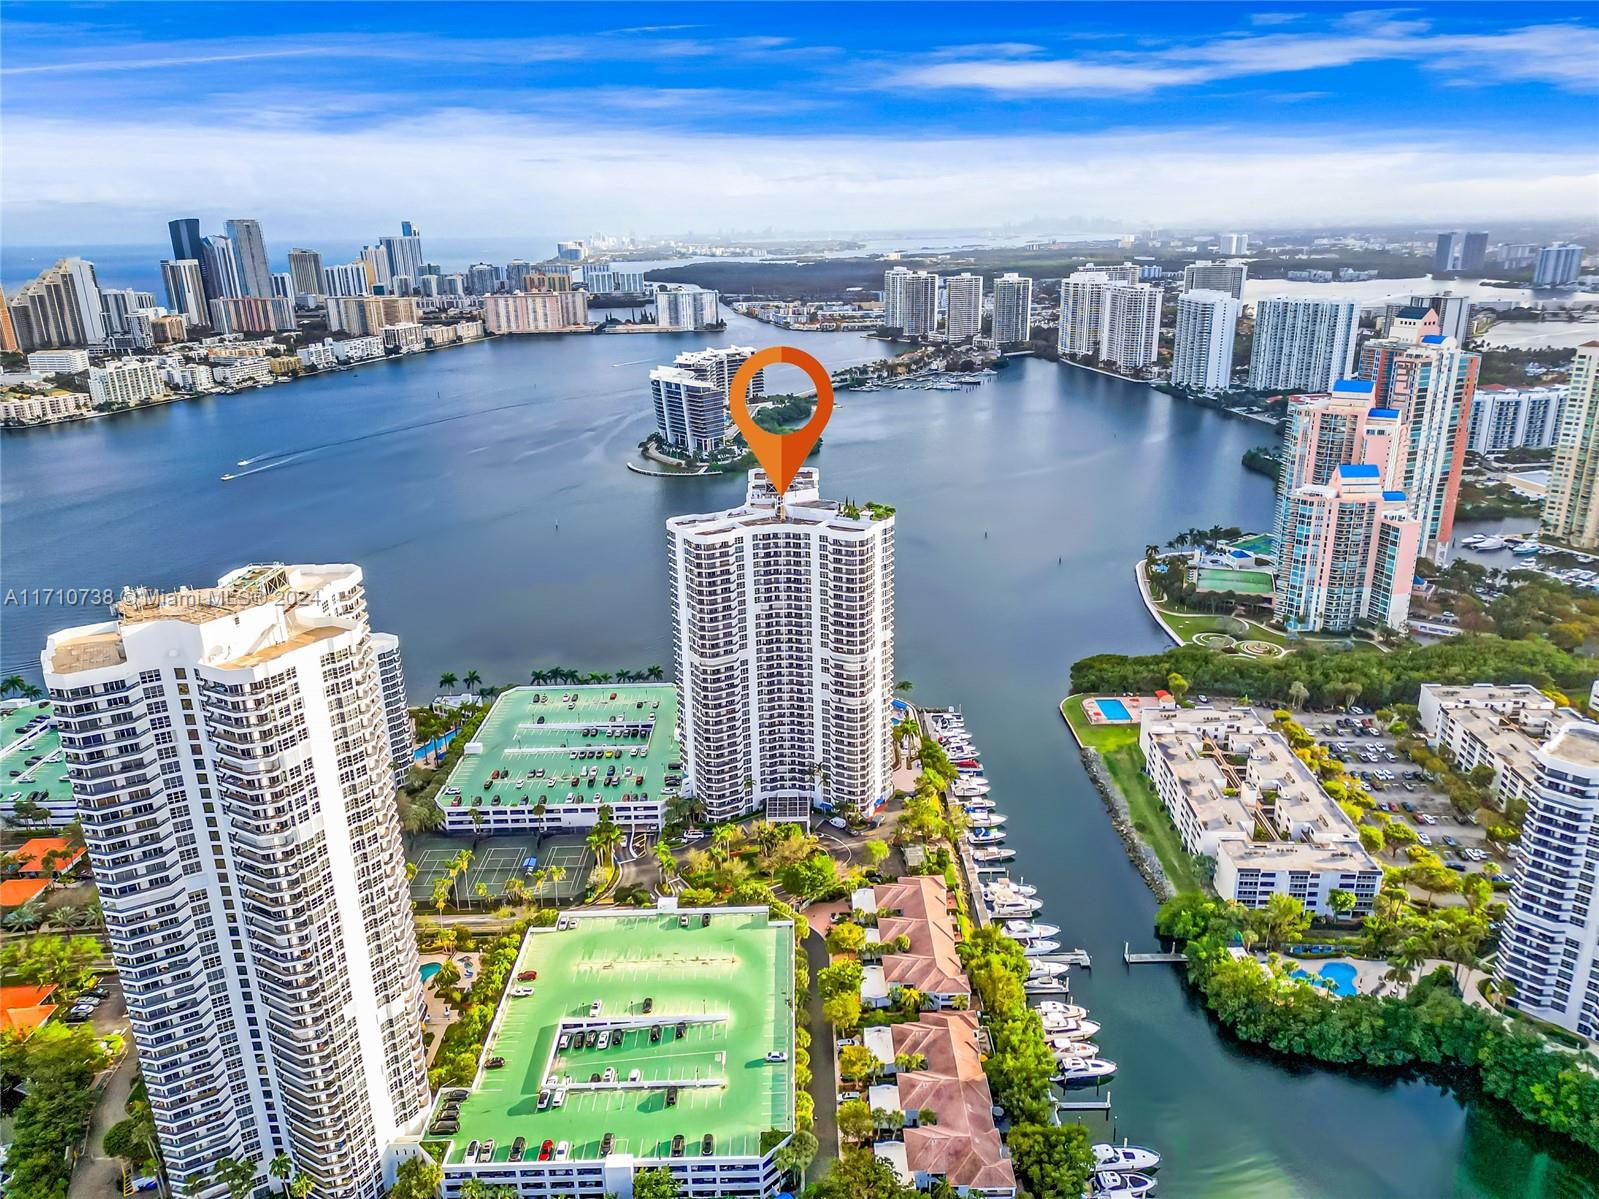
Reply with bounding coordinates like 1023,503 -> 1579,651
1292,960 -> 1359,997
1096,698 -> 1133,722
420,962 -> 442,985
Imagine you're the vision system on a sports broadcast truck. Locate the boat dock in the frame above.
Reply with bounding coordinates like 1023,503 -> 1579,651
1056,1091 -> 1112,1112
1035,950 -> 1092,968
1124,941 -> 1188,965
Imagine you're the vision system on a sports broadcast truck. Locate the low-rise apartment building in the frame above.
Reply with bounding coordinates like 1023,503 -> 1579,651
1417,684 -> 1559,810
856,877 -> 972,1010
1140,708 -> 1381,915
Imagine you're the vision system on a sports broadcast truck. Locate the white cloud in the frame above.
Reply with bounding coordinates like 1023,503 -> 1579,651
3,111 -> 1592,245
885,21 -> 1599,95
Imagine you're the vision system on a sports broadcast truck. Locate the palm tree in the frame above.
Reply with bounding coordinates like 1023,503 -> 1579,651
530,668 -> 550,685
654,840 -> 676,885
439,671 -> 458,692
646,664 -> 665,681
269,1154 -> 294,1189
0,674 -> 27,698
464,669 -> 483,693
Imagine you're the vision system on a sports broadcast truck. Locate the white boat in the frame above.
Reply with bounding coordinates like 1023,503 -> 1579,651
1027,960 -> 1069,980
1092,1170 -> 1157,1198
1476,536 -> 1507,551
1462,534 -> 1486,547
968,828 -> 1007,845
1052,1040 -> 1101,1061
992,897 -> 1044,917
1055,1057 -> 1118,1086
971,847 -> 1015,864
1512,542 -> 1541,556
950,778 -> 989,795
968,811 -> 1006,828
1043,1017 -> 1101,1040
1021,939 -> 1062,956
1094,1144 -> 1162,1173
1036,1001 -> 1088,1020
963,796 -> 996,811
1003,920 -> 1061,940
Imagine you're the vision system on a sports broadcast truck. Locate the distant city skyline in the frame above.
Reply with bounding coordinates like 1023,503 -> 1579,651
3,3 -> 1597,242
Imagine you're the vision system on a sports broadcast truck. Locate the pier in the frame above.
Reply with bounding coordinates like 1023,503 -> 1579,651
1035,950 -> 1092,968
1055,1090 -> 1112,1112
1124,941 -> 1188,965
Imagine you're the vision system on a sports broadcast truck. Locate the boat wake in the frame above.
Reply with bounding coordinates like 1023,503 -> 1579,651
221,396 -> 544,480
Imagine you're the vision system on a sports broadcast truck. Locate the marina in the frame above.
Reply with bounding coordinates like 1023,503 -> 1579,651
924,705 -> 1150,1184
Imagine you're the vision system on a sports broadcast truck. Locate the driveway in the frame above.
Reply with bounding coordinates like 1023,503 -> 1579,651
69,1047 -> 136,1199
802,928 -> 837,1180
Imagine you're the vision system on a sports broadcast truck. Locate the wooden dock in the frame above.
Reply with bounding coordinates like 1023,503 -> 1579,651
1124,941 -> 1188,965
1055,1090 -> 1112,1112
1036,950 -> 1092,968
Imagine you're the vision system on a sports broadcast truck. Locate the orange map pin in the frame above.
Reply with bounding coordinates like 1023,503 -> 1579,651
728,345 -> 834,498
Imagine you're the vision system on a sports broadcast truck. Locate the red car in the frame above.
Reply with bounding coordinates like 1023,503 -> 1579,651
517,970 -> 538,982
538,1139 -> 555,1162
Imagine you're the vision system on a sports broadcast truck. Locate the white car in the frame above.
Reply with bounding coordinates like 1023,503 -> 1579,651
765,1050 -> 788,1063
1417,833 -> 1433,846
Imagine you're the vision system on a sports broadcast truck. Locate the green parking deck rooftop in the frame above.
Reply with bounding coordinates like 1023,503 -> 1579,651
1,703 -> 74,824
438,685 -> 679,818
435,907 -> 795,1165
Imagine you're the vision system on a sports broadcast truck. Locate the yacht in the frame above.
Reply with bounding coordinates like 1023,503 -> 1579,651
963,796 -> 996,811
1052,1040 -> 1101,1060
1021,939 -> 1062,956
1055,1057 -> 1118,1086
1043,1017 -> 1101,1040
971,846 -> 1015,864
1027,960 -> 1069,980
1091,1170 -> 1157,1198
1036,1001 -> 1088,1021
1476,536 -> 1507,551
992,894 -> 1045,918
1093,1144 -> 1162,1172
1461,534 -> 1486,547
1512,541 -> 1541,556
967,811 -> 1006,827
967,828 -> 1007,845
1003,920 -> 1061,940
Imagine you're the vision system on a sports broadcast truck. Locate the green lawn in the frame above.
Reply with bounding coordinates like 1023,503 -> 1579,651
1195,567 -> 1275,596
1061,695 -> 1209,894
1154,605 -> 1289,648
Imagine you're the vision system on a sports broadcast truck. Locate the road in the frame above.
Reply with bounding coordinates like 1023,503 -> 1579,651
801,928 -> 837,1180
70,1047 -> 135,1199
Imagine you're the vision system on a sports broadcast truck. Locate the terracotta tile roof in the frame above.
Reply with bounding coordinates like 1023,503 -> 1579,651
890,1010 -> 1016,1191
14,837 -> 85,875
0,983 -> 58,1038
0,877 -> 49,908
873,876 -> 969,998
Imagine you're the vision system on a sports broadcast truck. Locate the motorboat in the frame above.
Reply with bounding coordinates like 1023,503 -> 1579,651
1512,541 -> 1541,556
1043,1017 -> 1101,1040
992,896 -> 1044,918
1036,1001 -> 1088,1020
1021,939 -> 1062,956
968,811 -> 1006,828
968,828 -> 1007,845
1461,534 -> 1486,547
1003,920 -> 1061,940
1476,536 -> 1507,551
1052,1040 -> 1101,1060
963,796 -> 996,811
1094,1144 -> 1162,1172
952,757 -> 981,769
1027,960 -> 1069,980
1091,1170 -> 1157,1198
972,847 -> 1015,864
1055,1057 -> 1118,1086
950,778 -> 990,796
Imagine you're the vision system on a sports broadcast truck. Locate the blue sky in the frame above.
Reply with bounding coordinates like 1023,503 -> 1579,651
3,2 -> 1596,244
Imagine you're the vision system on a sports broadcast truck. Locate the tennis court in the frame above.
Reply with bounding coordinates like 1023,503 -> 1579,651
1194,566 -> 1274,595
407,834 -> 593,906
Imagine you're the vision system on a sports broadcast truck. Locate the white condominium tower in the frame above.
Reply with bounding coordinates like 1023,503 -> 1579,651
991,273 -> 1033,346
1058,272 -> 1161,369
1170,289 -> 1240,391
1098,282 -> 1162,371
1542,341 -> 1599,549
1495,721 -> 1599,1037
650,345 -> 764,455
42,565 -> 429,1199
943,272 -> 982,342
653,284 -> 720,331
1182,260 -> 1248,300
225,218 -> 273,300
667,469 -> 895,825
1248,297 -> 1360,392
883,267 -> 938,337
161,259 -> 209,327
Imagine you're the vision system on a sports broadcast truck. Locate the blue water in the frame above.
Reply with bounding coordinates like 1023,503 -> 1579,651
1097,698 -> 1133,722
420,962 -> 442,984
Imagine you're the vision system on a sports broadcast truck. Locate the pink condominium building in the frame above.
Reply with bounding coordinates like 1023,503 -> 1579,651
1274,379 -> 1422,633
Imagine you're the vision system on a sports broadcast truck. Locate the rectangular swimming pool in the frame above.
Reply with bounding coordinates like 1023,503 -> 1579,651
1096,698 -> 1132,722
